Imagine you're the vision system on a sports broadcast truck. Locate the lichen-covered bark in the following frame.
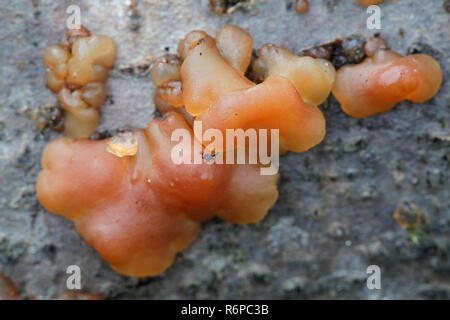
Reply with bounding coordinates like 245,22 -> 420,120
0,0 -> 448,299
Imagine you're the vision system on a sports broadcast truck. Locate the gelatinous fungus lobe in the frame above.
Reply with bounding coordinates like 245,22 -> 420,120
151,25 -> 332,153
37,25 -> 335,278
37,112 -> 278,277
215,25 -> 253,74
332,37 -> 443,118
254,44 -> 336,106
43,26 -> 117,138
179,26 -> 332,153
155,25 -> 255,120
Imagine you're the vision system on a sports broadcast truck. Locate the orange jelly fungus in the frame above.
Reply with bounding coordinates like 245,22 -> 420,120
176,25 -> 331,153
254,44 -> 336,106
37,25 -> 333,277
332,37 -> 443,118
36,112 -> 278,277
43,26 -> 117,138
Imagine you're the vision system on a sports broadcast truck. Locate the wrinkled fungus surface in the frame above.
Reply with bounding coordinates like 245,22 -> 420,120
332,37 -> 443,118
43,26 -> 117,138
37,113 -> 278,277
37,24 -> 443,279
37,25 -> 337,277
150,25 -> 332,153
179,26 -> 330,152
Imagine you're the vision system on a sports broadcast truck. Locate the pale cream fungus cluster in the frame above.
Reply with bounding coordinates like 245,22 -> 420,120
36,25 -> 442,277
43,26 -> 117,138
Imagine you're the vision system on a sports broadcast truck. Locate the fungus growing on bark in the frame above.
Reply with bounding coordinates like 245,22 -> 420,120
36,112 -> 278,277
36,25 -> 338,277
43,26 -> 117,138
254,44 -> 336,106
152,25 -> 328,153
175,26 -> 331,153
332,37 -> 443,118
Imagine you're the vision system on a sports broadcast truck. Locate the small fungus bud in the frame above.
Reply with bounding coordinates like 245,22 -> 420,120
215,25 -> 253,74
150,54 -> 181,86
256,44 -> 336,105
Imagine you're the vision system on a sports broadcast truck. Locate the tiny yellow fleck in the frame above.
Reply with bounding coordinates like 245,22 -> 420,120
106,132 -> 138,158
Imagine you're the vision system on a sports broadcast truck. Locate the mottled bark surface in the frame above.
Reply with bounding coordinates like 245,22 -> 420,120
0,0 -> 448,299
